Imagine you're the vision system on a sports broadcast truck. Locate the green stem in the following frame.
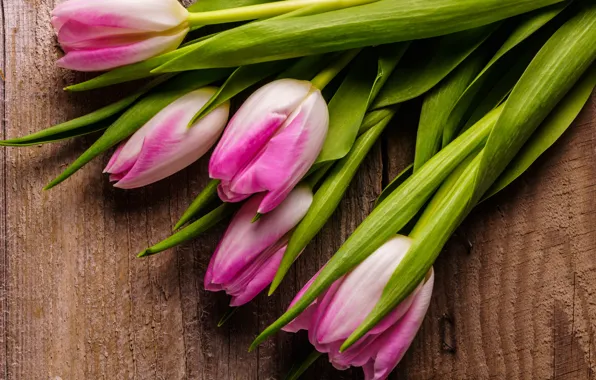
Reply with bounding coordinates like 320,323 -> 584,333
284,350 -> 323,380
186,0 -> 376,27
310,49 -> 361,90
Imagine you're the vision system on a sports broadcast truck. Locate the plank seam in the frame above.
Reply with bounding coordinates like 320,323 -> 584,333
1,0 -> 8,377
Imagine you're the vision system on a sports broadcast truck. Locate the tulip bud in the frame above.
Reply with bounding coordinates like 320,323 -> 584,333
205,185 -> 313,306
209,79 -> 329,215
283,236 -> 434,380
52,0 -> 189,71
104,87 -> 229,189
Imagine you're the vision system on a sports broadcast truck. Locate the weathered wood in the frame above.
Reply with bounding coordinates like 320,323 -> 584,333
390,96 -> 596,379
0,0 -> 595,379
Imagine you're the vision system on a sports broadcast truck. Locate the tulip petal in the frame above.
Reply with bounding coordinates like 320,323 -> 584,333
57,19 -> 150,51
206,186 -> 313,287
209,79 -> 312,182
112,88 -> 228,189
282,267 -> 325,333
52,0 -> 189,32
362,271 -> 434,380
228,244 -> 286,307
314,236 -> 412,345
57,26 -> 188,72
217,181 -> 252,203
227,90 -> 329,213
104,142 -> 126,174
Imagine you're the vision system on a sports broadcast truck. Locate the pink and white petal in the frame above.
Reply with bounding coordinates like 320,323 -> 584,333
52,0 -> 189,32
114,89 -> 228,189
209,79 -> 312,181
57,26 -> 187,72
104,118 -> 155,176
104,142 -> 127,174
229,90 -> 329,214
208,186 -> 313,285
366,271 -> 435,380
209,113 -> 286,184
217,181 -> 252,203
314,236 -> 412,345
228,244 -> 286,307
282,265 -> 325,333
56,19 -> 141,49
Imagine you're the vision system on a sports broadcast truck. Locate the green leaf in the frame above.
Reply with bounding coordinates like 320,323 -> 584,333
373,25 -> 496,109
313,53 -> 380,166
188,0 -> 279,12
65,44 -> 211,92
276,54 -> 331,81
156,0 -> 563,71
174,180 -> 222,230
44,70 -> 230,190
1,76 -> 171,146
342,4 -> 596,351
473,3 -> 596,201
251,105 -> 501,350
359,107 -> 395,134
314,43 -> 407,166
442,3 -> 566,145
269,107 -> 398,294
375,164 -> 413,207
484,64 -> 596,200
413,45 -> 489,171
138,203 -> 237,258
190,60 -> 291,125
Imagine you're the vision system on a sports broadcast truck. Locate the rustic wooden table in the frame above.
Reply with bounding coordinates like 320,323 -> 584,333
0,1 -> 595,379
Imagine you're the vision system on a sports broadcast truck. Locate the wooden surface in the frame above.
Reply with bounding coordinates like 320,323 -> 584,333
0,1 -> 595,379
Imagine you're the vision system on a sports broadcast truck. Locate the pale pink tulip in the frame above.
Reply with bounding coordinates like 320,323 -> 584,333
52,0 -> 189,71
283,236 -> 434,380
209,79 -> 329,215
205,185 -> 313,306
104,87 -> 229,189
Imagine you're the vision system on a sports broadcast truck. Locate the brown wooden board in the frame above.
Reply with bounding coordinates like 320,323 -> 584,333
0,1 -> 595,379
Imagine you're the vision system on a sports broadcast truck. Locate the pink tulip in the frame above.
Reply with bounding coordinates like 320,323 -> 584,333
104,87 -> 229,189
283,236 -> 435,380
209,79 -> 329,215
205,185 -> 313,306
52,0 -> 189,71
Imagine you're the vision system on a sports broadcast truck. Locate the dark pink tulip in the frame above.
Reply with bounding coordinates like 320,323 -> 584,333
283,236 -> 434,380
205,186 -> 313,306
209,79 -> 329,215
52,0 -> 189,71
105,88 -> 229,189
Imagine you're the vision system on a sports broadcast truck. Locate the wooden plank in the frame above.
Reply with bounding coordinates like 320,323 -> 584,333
0,0 -> 7,377
1,0 -> 595,379
391,95 -> 596,379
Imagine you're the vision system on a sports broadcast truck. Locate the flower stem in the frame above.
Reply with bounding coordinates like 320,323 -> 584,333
311,49 -> 361,90
284,349 -> 323,380
187,0 -> 376,27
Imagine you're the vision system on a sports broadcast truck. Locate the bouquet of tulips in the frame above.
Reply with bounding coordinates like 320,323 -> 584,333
2,0 -> 595,378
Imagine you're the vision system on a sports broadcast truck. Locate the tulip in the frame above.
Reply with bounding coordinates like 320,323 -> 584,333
104,87 -> 229,189
205,185 -> 313,306
283,235 -> 434,380
52,0 -> 190,71
209,79 -> 329,215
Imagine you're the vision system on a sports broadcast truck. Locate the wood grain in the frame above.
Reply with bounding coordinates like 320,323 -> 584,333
0,0 -> 595,379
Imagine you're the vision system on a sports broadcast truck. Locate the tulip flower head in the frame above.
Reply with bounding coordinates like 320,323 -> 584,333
105,87 -> 229,189
283,235 -> 434,380
209,79 -> 329,215
52,0 -> 190,71
205,185 -> 313,306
